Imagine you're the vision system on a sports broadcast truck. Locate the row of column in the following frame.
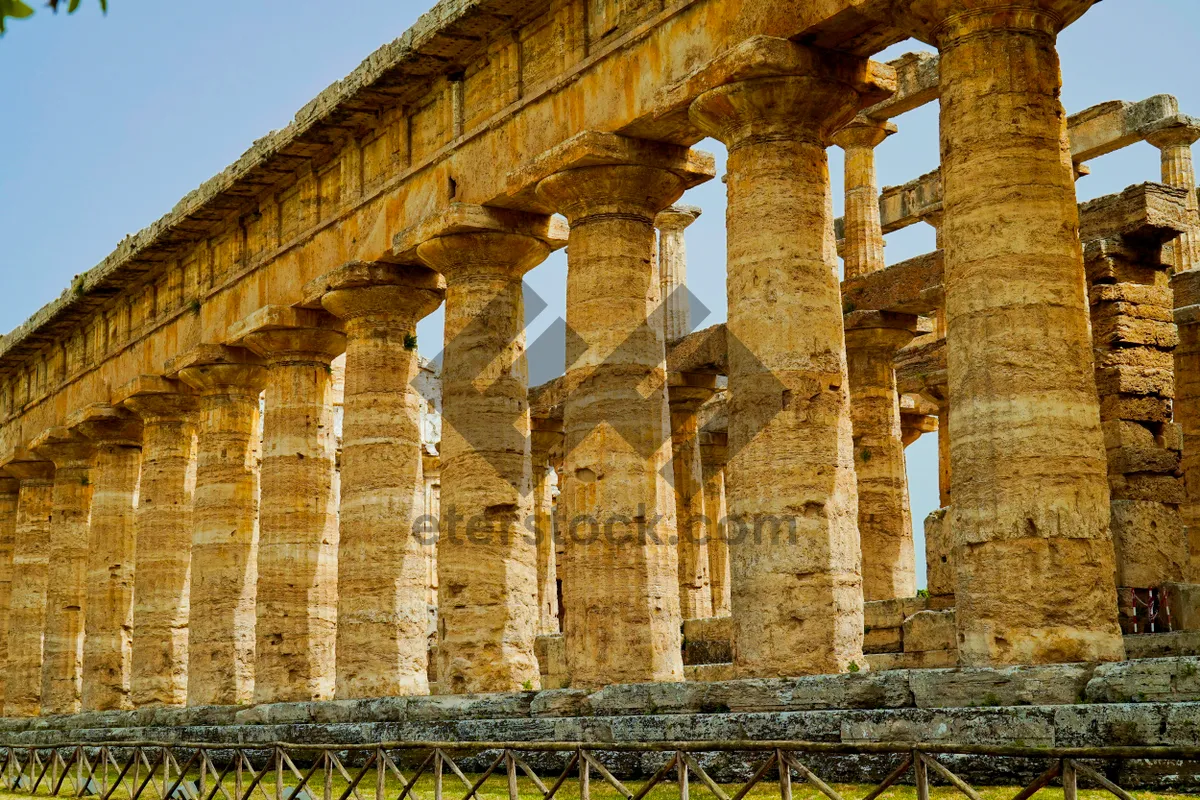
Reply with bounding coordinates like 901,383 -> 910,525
0,0 -> 1143,713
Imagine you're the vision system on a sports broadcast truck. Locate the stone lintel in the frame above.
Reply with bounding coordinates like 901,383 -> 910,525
392,203 -> 569,262
895,336 -> 946,397
505,132 -> 716,213
1174,268 -> 1200,310
901,392 -> 939,417
227,307 -> 345,345
844,309 -> 920,333
163,344 -> 267,379
1078,183 -> 1192,245
697,392 -> 727,436
665,324 -> 728,375
528,376 -> 567,422
841,250 -> 944,316
30,426 -> 94,466
299,261 -> 445,309
0,447 -> 54,482
111,375 -> 194,408
1069,95 -> 1181,162
862,51 -> 940,120
66,404 -> 143,448
653,36 -> 895,130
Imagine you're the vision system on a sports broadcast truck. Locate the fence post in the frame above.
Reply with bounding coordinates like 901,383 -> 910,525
1063,760 -> 1078,800
776,751 -> 791,800
913,752 -> 929,800
677,752 -> 689,800
434,750 -> 443,800
579,750 -> 589,800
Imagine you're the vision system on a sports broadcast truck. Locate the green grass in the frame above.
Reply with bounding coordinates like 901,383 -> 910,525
0,766 -> 1193,800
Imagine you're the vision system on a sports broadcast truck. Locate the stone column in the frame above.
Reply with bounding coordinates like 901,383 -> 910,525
0,478 -> 19,710
893,0 -> 1123,665
1146,120 -> 1200,273
521,133 -> 713,687
167,344 -> 270,707
844,311 -> 918,601
31,427 -> 95,716
699,431 -> 730,617
2,454 -> 54,717
71,404 -> 143,712
1174,268 -> 1200,582
832,116 -> 896,280
668,373 -> 717,620
656,205 -> 702,343
531,417 -> 563,635
401,206 -> 564,694
305,262 -> 444,699
230,307 -> 345,704
117,376 -> 198,708
689,40 -> 891,676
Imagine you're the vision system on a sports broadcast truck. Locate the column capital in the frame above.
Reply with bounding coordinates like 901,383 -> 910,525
655,205 -> 703,233
1144,116 -> 1200,151
683,38 -> 894,149
0,447 -> 55,483
30,426 -> 95,469
67,403 -> 143,449
302,261 -> 445,325
229,306 -> 346,365
0,476 -> 17,495
507,131 -> 715,222
394,203 -> 567,272
844,310 -> 921,351
831,115 -> 897,151
667,372 -> 719,412
530,416 -> 564,464
889,0 -> 1099,44
165,344 -> 269,396
114,375 -> 200,422
698,430 -> 728,468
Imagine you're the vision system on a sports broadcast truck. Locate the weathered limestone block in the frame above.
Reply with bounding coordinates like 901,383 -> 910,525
910,664 -> 1093,708
534,634 -> 569,690
1123,630 -> 1200,659
863,627 -> 902,655
844,311 -> 918,602
304,261 -> 444,699
832,116 -> 895,279
400,206 -> 567,695
891,0 -> 1124,666
168,344 -> 271,707
668,373 -> 717,621
682,616 -> 733,665
232,307 -> 346,705
1165,582 -> 1200,632
72,404 -> 143,712
117,377 -> 198,708
31,427 -> 95,716
0,479 -> 16,711
1175,274 -> 1200,580
864,597 -> 929,633
1,455 -> 53,717
530,419 -> 563,637
656,205 -> 701,343
865,650 -> 957,672
698,431 -> 730,617
687,37 -> 893,677
902,610 -> 956,653
1086,657 -> 1200,704
1145,117 -> 1200,272
510,132 -> 714,688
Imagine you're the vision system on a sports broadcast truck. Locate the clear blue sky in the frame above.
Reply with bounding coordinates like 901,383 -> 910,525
3,0 -> 1198,587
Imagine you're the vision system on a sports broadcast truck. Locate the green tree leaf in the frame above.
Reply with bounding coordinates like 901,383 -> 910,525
68,0 -> 81,13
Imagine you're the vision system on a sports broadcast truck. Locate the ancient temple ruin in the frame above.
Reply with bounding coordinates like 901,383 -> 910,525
2,6 -> 1200,782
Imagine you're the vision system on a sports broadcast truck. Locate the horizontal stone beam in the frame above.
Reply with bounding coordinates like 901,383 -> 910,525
666,324 -> 727,375
862,51 -> 940,120
1078,182 -> 1192,245
841,250 -> 943,316
896,336 -> 946,397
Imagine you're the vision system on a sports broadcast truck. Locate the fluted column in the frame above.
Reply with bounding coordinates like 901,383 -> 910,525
832,116 -> 896,279
117,376 -> 198,708
168,344 -> 270,706
306,262 -> 444,699
31,427 -> 95,716
2,454 -> 54,717
71,404 -> 143,712
527,134 -> 713,687
531,417 -> 563,635
844,311 -> 918,602
405,207 -> 564,694
0,478 -> 19,710
229,307 -> 345,704
668,373 -> 717,620
656,205 -> 702,342
893,0 -> 1122,665
698,431 -> 730,617
689,40 -> 891,676
1146,120 -> 1200,273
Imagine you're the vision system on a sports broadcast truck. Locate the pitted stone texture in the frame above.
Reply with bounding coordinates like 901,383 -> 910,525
699,432 -> 730,617
32,428 -> 96,717
416,223 -> 556,695
655,205 -> 702,343
309,262 -> 445,700
234,311 -> 346,705
844,312 -> 917,602
683,616 -> 733,666
832,116 -> 895,280
0,481 -> 17,711
668,374 -> 717,621
902,610 -> 955,653
172,347 -> 271,707
909,0 -> 1124,666
910,664 -> 1093,708
689,39 -> 893,678
1086,657 -> 1200,703
532,136 -> 712,689
3,464 -> 53,717
531,420 -> 562,637
72,405 -> 143,712
863,596 -> 928,632
118,378 -> 198,708
923,509 -> 954,599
